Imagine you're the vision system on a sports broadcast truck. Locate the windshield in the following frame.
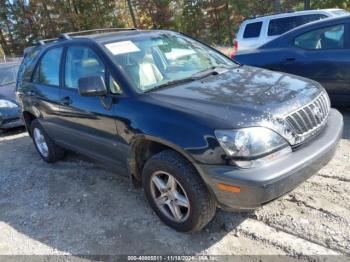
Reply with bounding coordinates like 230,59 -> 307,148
104,33 -> 237,92
0,64 -> 19,86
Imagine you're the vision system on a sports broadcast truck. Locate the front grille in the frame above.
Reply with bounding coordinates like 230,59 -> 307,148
284,92 -> 330,143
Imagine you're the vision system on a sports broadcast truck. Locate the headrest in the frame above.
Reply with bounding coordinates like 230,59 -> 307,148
81,58 -> 100,68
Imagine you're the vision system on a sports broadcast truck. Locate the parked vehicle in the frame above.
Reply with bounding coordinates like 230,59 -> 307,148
235,15 -> 350,106
16,29 -> 343,232
233,8 -> 348,55
0,62 -> 23,130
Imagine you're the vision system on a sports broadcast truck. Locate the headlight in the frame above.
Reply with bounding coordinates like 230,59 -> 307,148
0,99 -> 18,108
215,127 -> 291,168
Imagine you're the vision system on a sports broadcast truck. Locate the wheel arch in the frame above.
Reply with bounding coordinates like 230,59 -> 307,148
128,135 -> 201,187
22,111 -> 37,135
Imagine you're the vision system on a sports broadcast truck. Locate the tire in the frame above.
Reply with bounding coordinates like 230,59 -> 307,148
30,119 -> 65,163
142,150 -> 216,232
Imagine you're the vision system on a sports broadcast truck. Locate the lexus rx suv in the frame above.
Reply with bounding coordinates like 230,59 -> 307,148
16,29 -> 343,232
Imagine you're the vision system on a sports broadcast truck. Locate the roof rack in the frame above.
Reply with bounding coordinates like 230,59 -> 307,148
36,34 -> 68,46
36,28 -> 137,46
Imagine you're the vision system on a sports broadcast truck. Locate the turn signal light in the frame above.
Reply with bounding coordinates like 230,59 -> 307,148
217,183 -> 241,193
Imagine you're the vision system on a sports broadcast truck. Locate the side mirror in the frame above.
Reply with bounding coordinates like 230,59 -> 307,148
78,76 -> 107,96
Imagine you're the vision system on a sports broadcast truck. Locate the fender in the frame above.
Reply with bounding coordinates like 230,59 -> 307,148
127,134 -> 199,183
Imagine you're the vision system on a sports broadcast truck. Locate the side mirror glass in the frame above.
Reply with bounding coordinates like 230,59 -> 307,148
78,76 -> 107,96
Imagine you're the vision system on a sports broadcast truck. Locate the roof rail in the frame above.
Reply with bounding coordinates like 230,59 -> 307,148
246,9 -> 296,20
35,28 -> 137,46
63,28 -> 138,37
36,34 -> 68,46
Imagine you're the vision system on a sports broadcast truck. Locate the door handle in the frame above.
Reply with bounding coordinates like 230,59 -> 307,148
286,57 -> 296,62
60,96 -> 72,105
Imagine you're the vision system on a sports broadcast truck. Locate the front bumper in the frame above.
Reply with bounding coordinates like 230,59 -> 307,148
0,107 -> 24,129
196,109 -> 343,210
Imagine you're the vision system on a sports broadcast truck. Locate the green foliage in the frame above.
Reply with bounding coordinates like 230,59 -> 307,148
311,0 -> 350,8
0,0 -> 348,56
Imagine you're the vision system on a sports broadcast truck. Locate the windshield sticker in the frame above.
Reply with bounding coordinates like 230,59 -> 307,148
105,41 -> 140,55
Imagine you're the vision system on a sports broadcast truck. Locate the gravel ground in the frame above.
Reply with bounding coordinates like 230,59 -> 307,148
0,110 -> 349,260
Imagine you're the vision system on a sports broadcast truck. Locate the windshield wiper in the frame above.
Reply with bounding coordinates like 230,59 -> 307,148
190,65 -> 233,79
190,67 -> 220,79
144,66 -> 230,93
144,76 -> 198,93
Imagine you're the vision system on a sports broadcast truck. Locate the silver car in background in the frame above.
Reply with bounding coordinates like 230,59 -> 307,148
0,62 -> 23,130
234,9 -> 349,53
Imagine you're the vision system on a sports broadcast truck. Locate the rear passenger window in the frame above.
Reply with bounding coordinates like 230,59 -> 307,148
243,22 -> 262,38
301,14 -> 327,24
33,48 -> 63,86
268,16 -> 299,36
268,15 -> 327,36
64,46 -> 105,89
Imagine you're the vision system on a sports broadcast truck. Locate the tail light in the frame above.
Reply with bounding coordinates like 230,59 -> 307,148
230,40 -> 238,59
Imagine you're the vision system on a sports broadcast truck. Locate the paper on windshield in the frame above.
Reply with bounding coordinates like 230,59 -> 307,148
105,41 -> 140,55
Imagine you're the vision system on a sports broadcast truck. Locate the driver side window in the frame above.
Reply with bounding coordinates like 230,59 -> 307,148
294,24 -> 345,50
65,46 -> 105,89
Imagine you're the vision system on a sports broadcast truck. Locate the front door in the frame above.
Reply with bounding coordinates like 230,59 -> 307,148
273,23 -> 350,104
56,44 -> 126,170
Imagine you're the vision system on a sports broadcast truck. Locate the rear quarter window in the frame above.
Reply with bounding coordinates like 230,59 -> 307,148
16,49 -> 40,88
243,22 -> 263,38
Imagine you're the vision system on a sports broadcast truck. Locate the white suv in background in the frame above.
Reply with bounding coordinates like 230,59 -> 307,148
234,9 -> 349,53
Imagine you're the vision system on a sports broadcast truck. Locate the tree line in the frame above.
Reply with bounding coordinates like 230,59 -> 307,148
0,0 -> 349,56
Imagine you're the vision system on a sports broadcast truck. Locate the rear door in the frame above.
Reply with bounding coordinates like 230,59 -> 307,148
56,43 -> 127,170
271,22 -> 350,102
30,47 -> 63,138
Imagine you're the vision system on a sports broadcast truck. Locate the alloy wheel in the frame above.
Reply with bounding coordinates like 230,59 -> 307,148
150,171 -> 190,222
33,128 -> 49,157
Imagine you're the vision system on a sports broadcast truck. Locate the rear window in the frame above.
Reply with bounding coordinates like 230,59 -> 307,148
243,22 -> 262,38
268,14 -> 327,36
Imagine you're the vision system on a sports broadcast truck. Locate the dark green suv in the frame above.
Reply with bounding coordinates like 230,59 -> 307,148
16,29 -> 343,232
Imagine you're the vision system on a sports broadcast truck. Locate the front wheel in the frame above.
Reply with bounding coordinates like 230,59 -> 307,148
142,150 -> 216,232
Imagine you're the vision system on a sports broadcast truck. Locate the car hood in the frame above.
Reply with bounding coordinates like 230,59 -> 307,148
0,82 -> 16,102
148,65 -> 323,129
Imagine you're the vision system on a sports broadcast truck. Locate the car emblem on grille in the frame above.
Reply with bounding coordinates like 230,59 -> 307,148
313,106 -> 323,120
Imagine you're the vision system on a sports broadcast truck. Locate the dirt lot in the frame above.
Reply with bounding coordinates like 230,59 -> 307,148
0,110 -> 349,259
